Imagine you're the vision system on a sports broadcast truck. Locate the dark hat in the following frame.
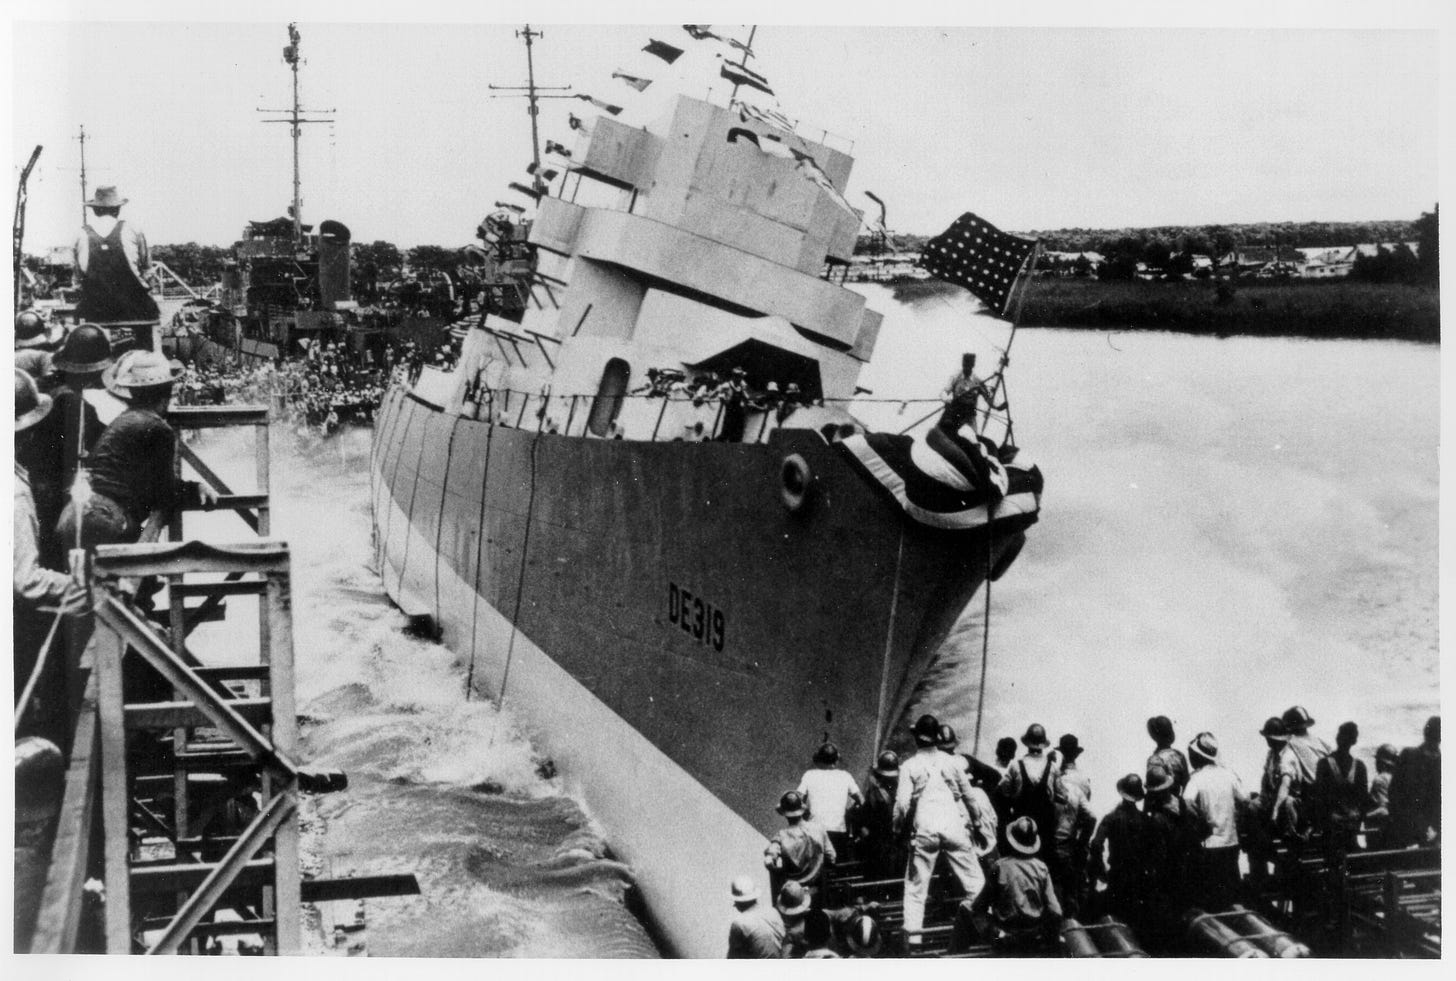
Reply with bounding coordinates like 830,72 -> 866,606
776,790 -> 807,818
1057,733 -> 1084,759
1006,816 -> 1041,856
1336,721 -> 1359,744
85,185 -> 128,208
813,741 -> 840,766
1116,773 -> 1145,802
53,323 -> 113,374
1147,715 -> 1175,744
1375,743 -> 1399,765
912,714 -> 941,746
873,750 -> 900,778
1145,762 -> 1175,794
1259,716 -> 1288,741
15,310 -> 63,350
995,736 -> 1018,760
1282,705 -> 1315,730
1021,723 -> 1049,748
1189,731 -> 1218,763
937,724 -> 959,750
776,880 -> 811,917
15,368 -> 54,431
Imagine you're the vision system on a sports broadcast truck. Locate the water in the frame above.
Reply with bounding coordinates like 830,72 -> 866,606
854,284 -> 1439,812
185,428 -> 658,957
187,285 -> 1437,955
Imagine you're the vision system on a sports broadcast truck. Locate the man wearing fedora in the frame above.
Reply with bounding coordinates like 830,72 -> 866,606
725,875 -> 784,958
1050,733 -> 1096,916
894,713 -> 989,947
1088,774 -> 1150,925
74,185 -> 160,351
55,350 -> 214,551
854,750 -> 904,878
775,880 -> 813,957
999,723 -> 1058,858
954,815 -> 1062,952
1181,731 -> 1249,911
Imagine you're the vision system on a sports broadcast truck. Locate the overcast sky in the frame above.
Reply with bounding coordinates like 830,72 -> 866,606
9,2 -> 1444,252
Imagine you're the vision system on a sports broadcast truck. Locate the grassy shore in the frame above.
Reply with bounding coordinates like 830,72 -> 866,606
893,277 -> 1440,343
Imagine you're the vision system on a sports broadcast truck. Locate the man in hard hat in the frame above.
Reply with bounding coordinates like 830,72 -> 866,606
763,790 -> 835,902
854,750 -> 903,877
14,369 -> 90,744
894,713 -> 989,947
56,349 -> 214,551
74,185 -> 160,351
797,741 -> 864,856
725,875 -> 784,958
15,309 -> 65,381
1088,774 -> 1149,926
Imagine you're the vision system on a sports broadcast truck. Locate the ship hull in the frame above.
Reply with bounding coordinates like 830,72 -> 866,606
370,384 -> 1032,956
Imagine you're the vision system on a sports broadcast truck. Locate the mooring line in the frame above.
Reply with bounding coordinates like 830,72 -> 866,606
972,504 -> 997,758
490,432 -> 540,746
433,415 -> 463,628
463,413 -> 495,701
872,527 -> 907,753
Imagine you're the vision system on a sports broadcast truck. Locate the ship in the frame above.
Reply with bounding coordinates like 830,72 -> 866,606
369,41 -> 1044,957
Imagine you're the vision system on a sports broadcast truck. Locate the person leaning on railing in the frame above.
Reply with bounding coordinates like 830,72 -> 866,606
55,350 -> 217,551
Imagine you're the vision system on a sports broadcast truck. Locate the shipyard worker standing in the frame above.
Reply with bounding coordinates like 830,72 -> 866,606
999,723 -> 1058,857
1146,715 -> 1190,795
941,352 -> 999,434
1141,761 -> 1195,937
1388,716 -> 1440,847
725,876 -> 785,958
1364,743 -> 1399,850
1181,732 -> 1248,912
1246,716 -> 1293,889
25,325 -> 110,567
764,790 -> 835,901
74,186 -> 160,351
1088,774 -> 1149,926
14,370 -> 90,744
894,714 -> 988,947
1311,721 -> 1369,854
855,751 -> 904,877
956,816 -> 1062,952
797,742 -> 864,855
1275,705 -> 1331,836
1050,734 -> 1096,916
56,350 -> 214,551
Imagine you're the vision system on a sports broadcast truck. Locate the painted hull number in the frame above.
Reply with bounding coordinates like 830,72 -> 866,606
667,582 -> 726,652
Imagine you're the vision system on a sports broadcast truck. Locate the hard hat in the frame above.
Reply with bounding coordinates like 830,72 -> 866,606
873,751 -> 900,777
912,714 -> 941,746
16,310 -> 63,349
776,790 -> 807,818
937,724 -> 959,750
812,741 -> 840,766
1258,717 -> 1288,741
104,350 -> 184,399
1281,706 -> 1316,731
15,368 -> 54,431
53,324 -> 113,374
1021,723 -> 1049,748
729,875 -> 759,904
775,881 -> 811,917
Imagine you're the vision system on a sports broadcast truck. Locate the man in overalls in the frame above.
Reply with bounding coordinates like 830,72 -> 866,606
74,186 -> 160,352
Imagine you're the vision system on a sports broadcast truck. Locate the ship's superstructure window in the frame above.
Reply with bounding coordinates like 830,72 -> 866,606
588,358 -> 632,436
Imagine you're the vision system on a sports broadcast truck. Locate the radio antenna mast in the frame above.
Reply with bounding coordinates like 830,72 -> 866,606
489,25 -> 574,195
259,23 -> 335,251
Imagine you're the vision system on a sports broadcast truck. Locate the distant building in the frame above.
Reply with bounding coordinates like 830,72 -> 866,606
1041,250 -> 1105,277
1297,246 -> 1356,278
1217,245 -> 1304,277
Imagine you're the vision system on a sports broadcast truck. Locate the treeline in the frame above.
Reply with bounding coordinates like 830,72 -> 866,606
142,241 -> 467,290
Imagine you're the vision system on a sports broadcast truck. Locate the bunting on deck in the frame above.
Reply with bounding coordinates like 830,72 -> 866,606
527,162 -> 560,181
575,93 -> 624,115
918,213 -> 1038,318
736,101 -> 795,134
613,70 -> 652,92
544,140 -> 572,158
683,25 -> 722,42
720,60 -> 774,96
493,201 -> 526,214
839,432 -> 1041,531
644,38 -> 685,64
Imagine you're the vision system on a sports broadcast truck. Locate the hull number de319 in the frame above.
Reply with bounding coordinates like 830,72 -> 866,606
667,581 -> 726,652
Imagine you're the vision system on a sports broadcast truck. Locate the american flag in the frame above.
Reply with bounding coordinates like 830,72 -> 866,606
918,213 -> 1038,318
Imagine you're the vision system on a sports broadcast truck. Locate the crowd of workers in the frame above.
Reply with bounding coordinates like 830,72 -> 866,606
728,708 -> 1441,958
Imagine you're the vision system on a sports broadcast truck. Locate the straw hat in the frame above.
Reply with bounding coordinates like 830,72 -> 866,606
775,881 -> 811,917
15,368 -> 54,431
85,185 -> 128,208
729,875 -> 759,905
1189,732 -> 1219,763
1006,816 -> 1041,856
104,350 -> 183,399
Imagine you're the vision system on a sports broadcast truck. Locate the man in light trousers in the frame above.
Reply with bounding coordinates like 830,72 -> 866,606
894,713 -> 988,946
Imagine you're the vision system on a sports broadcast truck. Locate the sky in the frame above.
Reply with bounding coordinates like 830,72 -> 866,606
7,1 -> 1446,253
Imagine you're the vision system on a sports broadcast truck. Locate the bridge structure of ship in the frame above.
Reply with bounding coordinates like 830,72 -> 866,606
21,404 -> 419,955
820,832 -> 1439,959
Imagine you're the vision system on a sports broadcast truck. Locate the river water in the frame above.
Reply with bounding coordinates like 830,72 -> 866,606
189,284 -> 1437,956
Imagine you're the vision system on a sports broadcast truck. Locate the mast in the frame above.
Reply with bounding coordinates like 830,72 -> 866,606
261,23 -> 334,252
726,25 -> 758,105
76,125 -> 88,225
489,26 -> 573,197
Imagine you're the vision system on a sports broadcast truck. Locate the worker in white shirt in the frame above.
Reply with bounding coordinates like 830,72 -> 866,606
798,742 -> 864,855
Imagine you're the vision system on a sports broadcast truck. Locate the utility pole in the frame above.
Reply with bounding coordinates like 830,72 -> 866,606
14,145 -> 42,316
260,23 -> 334,252
489,25 -> 573,196
76,125 -> 88,224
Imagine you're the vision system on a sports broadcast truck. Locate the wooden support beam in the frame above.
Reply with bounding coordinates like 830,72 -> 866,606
95,632 -> 134,953
29,676 -> 101,954
92,540 -> 291,580
168,405 -> 270,429
170,580 -> 269,599
130,857 -> 276,896
300,874 -> 422,903
125,696 -> 272,729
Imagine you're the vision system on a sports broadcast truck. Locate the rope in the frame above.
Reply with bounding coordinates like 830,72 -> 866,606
463,409 -> 496,701
972,502 -> 996,758
14,609 -> 65,731
489,432 -> 540,746
433,416 -> 462,626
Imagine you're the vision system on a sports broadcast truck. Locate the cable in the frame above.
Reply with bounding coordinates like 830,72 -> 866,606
14,610 -> 65,730
489,431 -> 540,747
972,503 -> 996,759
